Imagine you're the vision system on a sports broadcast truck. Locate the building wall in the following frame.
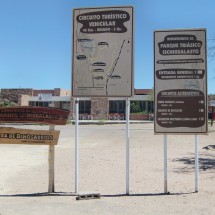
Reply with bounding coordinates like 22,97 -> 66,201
69,96 -> 153,120
53,88 -> 61,96
1,88 -> 33,103
53,101 -> 61,109
56,88 -> 71,96
91,97 -> 109,120
18,95 -> 30,106
1,87 -> 153,120
32,88 -> 71,97
33,89 -> 55,96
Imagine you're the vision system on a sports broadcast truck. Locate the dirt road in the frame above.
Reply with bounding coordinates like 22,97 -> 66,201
0,123 -> 215,215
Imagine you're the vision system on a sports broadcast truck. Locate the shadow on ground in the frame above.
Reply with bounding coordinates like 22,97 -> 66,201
0,192 -> 76,197
173,145 -> 215,173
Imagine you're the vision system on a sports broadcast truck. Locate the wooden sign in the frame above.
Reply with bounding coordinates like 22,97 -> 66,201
0,127 -> 60,145
0,106 -> 69,125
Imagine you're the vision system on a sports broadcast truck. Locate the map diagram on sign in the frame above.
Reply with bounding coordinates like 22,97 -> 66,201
72,7 -> 133,97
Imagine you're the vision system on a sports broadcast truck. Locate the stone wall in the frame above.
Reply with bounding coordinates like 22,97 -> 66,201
70,97 -> 109,120
33,89 -> 55,96
1,89 -> 33,103
91,98 -> 109,120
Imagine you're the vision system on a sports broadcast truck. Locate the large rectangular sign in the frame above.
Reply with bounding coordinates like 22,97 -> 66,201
72,6 -> 134,97
0,107 -> 69,125
154,29 -> 207,134
0,127 -> 60,145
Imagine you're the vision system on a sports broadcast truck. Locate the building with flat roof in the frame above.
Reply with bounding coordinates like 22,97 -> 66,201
0,88 -> 154,120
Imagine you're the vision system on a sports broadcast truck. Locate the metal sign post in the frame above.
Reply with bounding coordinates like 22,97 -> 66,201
72,7 -> 133,198
72,7 -> 134,197
75,98 -> 79,194
164,134 -> 168,194
126,98 -> 130,195
195,135 -> 199,192
48,125 -> 55,193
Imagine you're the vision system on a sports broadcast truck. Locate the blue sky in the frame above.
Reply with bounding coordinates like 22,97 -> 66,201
1,0 -> 215,93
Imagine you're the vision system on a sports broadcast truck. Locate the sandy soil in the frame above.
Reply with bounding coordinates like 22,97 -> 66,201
0,123 -> 215,215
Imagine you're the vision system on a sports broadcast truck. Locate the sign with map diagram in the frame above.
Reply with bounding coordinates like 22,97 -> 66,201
154,29 -> 207,134
72,6 -> 134,97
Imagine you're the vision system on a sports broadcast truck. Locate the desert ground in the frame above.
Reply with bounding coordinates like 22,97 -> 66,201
0,122 -> 215,215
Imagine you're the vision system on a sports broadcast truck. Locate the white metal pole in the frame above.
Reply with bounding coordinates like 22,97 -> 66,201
75,98 -> 79,193
126,98 -> 130,195
164,134 -> 168,194
195,135 -> 199,192
48,124 -> 55,193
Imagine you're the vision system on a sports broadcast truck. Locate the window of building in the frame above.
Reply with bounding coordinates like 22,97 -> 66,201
148,101 -> 154,113
29,101 -> 49,107
79,101 -> 91,114
109,100 -> 126,114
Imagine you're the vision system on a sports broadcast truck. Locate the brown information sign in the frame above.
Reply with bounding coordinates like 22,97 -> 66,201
0,107 -> 69,125
157,89 -> 205,128
154,29 -> 207,134
0,127 -> 60,145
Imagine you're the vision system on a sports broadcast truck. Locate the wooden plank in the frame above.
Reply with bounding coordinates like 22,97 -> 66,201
0,106 -> 69,125
0,127 -> 60,145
